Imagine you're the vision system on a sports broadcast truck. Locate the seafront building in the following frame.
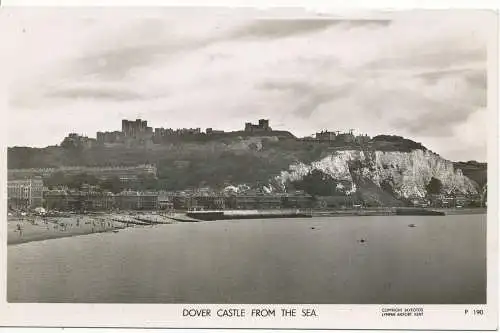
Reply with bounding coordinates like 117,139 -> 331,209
31,186 -> 314,212
43,189 -> 159,212
114,190 -> 159,210
45,188 -> 115,212
427,194 -> 481,208
44,189 -> 69,211
77,190 -> 115,211
7,177 -> 44,210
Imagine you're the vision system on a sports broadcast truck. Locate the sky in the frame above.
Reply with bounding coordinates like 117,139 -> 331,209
0,8 -> 493,162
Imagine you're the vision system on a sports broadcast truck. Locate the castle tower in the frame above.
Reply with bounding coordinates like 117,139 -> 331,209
258,119 -> 270,130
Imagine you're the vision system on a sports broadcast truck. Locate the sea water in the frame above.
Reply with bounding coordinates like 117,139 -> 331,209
7,215 -> 486,304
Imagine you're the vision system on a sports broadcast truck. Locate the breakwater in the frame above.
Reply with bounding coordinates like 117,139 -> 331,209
186,208 -> 445,221
395,208 -> 445,216
110,213 -> 175,225
312,209 -> 393,217
186,209 -> 312,221
313,207 -> 445,217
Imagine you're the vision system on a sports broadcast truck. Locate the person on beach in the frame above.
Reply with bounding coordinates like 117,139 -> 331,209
76,218 -> 80,227
16,223 -> 23,238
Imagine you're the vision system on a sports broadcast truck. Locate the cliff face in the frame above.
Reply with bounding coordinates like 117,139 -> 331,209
277,149 -> 479,199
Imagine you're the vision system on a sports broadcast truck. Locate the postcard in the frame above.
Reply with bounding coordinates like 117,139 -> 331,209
0,5 -> 497,330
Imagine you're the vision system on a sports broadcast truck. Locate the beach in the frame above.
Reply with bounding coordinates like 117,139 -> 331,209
7,213 -> 176,245
7,215 -> 129,245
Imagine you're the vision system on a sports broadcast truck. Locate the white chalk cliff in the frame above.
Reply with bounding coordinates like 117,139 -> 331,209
276,149 -> 478,198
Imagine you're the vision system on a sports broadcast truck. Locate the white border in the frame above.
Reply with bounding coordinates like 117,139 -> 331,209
1,0 -> 500,9
0,3 -> 498,330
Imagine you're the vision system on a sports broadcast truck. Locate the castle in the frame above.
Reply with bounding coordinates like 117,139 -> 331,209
61,117 -> 369,148
89,118 -> 273,146
244,119 -> 271,133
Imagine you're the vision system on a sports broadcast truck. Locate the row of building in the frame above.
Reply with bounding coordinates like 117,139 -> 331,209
411,194 -> 484,208
7,177 -> 315,212
313,130 -> 371,144
8,164 -> 157,183
42,189 -> 160,212
8,176 -> 484,213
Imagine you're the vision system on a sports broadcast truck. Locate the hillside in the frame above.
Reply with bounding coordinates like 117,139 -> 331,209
7,134 -> 434,169
8,137 -> 329,189
8,135 -> 487,204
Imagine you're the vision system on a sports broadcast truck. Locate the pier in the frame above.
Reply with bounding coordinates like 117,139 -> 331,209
186,209 -> 312,221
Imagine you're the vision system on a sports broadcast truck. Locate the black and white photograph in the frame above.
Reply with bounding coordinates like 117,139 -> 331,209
0,5 -> 497,330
